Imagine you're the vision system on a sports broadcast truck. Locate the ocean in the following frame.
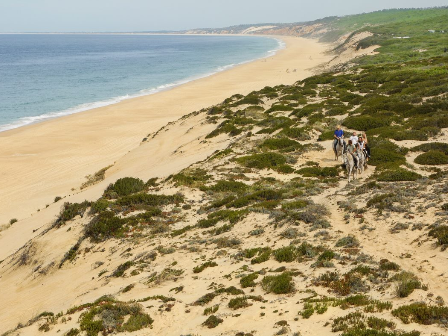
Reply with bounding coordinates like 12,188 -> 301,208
0,34 -> 282,132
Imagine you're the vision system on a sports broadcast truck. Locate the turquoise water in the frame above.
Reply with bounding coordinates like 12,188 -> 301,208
0,34 -> 282,132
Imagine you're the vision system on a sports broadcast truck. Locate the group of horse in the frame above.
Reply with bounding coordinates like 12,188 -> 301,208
333,137 -> 368,182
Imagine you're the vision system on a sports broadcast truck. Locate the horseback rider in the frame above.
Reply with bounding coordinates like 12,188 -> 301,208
358,135 -> 369,161
333,125 -> 345,152
362,132 -> 371,159
346,139 -> 359,168
349,131 -> 359,147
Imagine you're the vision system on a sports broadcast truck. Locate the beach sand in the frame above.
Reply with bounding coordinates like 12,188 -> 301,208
0,36 -> 330,226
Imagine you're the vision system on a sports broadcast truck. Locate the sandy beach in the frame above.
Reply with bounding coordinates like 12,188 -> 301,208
0,36 -> 330,225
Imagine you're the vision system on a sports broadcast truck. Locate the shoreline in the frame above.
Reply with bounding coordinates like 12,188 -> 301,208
0,36 -> 331,224
0,35 -> 285,133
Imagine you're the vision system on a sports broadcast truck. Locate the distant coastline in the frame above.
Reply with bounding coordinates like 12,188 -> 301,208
0,34 -> 283,133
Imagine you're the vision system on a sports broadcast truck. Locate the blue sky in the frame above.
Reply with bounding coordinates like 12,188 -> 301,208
0,0 -> 446,32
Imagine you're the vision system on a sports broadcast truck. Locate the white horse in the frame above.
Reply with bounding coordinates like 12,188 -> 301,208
333,137 -> 346,161
342,153 -> 357,182
355,150 -> 367,175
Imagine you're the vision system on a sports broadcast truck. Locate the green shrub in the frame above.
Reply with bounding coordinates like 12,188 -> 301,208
282,199 -> 308,210
236,152 -> 287,170
281,127 -> 312,141
391,272 -> 422,298
116,193 -> 183,208
273,246 -> 297,262
90,199 -> 109,213
415,150 -> 448,165
202,315 -> 223,328
260,138 -> 302,152
106,177 -> 145,197
172,169 -> 210,187
428,225 -> 448,245
112,261 -> 134,277
208,180 -> 248,193
318,250 -> 335,261
343,116 -> 392,131
121,314 -> 154,332
228,297 -> 250,310
85,211 -> 126,242
65,329 -> 80,336
261,272 -> 294,294
368,148 -> 406,167
296,166 -> 338,177
366,193 -> 395,209
240,273 -> 259,288
251,248 -> 272,264
300,303 -> 315,319
203,304 -> 219,316
392,302 -> 448,325
296,242 -> 319,258
57,201 -> 91,225
318,130 -> 336,141
376,168 -> 422,181
411,142 -> 448,154
9,218 -> 18,225
379,259 -> 400,271
335,236 -> 360,248
79,301 -> 152,335
275,164 -> 295,174
234,95 -> 262,106
265,104 -> 294,113
193,261 -> 218,274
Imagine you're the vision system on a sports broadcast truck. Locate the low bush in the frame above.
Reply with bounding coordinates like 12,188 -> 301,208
105,177 -> 145,197
90,199 -> 109,213
202,315 -> 223,328
260,138 -> 302,152
391,272 -> 422,298
368,148 -> 406,167
172,169 -> 210,187
240,273 -> 259,288
265,104 -> 294,113
296,166 -> 338,177
281,127 -> 312,141
207,180 -> 248,193
228,297 -> 250,310
261,272 -> 294,294
415,150 -> 448,165
273,246 -> 297,263
282,199 -> 308,210
428,225 -> 448,245
379,259 -> 400,271
116,193 -> 183,208
376,168 -> 422,182
318,130 -> 335,141
392,302 -> 448,325
85,211 -> 126,242
112,261 -> 134,277
79,301 -> 152,335
56,201 -> 91,225
193,261 -> 218,274
236,152 -> 287,170
343,116 -> 392,131
335,236 -> 360,248
411,142 -> 448,154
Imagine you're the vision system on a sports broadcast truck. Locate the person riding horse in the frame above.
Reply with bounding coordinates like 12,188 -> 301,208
346,139 -> 359,168
358,135 -> 369,161
333,125 -> 345,152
